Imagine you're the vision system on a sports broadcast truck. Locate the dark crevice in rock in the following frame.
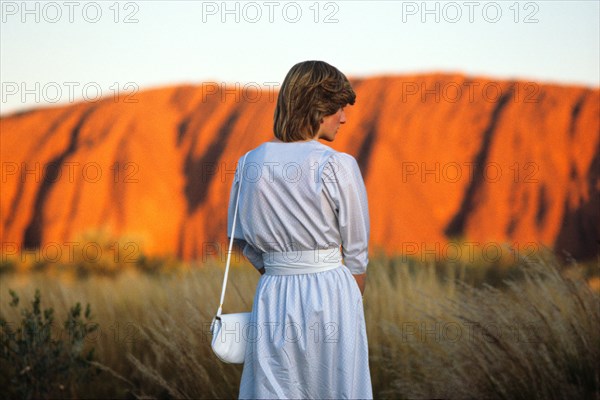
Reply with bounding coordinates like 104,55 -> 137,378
553,137 -> 600,261
4,108 -> 76,236
354,80 -> 386,178
22,105 -> 98,249
535,185 -> 548,228
569,91 -> 587,138
444,83 -> 516,237
355,127 -> 377,178
182,107 -> 241,215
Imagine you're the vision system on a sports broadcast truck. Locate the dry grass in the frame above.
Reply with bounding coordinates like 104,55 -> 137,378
1,248 -> 598,399
367,250 -> 600,399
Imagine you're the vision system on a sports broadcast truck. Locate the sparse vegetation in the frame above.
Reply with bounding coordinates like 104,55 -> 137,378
0,245 -> 598,399
0,289 -> 99,399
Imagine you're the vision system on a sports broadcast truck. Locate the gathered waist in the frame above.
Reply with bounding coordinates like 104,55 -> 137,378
262,247 -> 343,275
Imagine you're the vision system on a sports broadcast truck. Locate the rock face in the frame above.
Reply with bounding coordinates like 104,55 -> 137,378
1,74 -> 599,263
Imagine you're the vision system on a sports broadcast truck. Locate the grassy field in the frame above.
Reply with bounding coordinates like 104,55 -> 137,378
1,245 -> 599,399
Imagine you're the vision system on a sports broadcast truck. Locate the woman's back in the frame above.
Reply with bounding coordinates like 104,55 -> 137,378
228,139 -> 370,275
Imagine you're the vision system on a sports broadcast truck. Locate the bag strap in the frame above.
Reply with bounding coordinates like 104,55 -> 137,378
216,150 -> 251,317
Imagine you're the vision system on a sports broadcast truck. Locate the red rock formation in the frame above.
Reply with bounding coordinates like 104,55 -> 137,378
1,74 -> 598,264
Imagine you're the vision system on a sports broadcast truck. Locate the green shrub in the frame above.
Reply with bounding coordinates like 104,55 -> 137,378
0,289 -> 99,399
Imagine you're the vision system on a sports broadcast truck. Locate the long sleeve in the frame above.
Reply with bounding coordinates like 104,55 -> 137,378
322,152 -> 370,274
227,155 -> 265,271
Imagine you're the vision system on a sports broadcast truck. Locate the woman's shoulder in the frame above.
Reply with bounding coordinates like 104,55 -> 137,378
311,147 -> 362,185
321,148 -> 360,173
310,141 -> 356,163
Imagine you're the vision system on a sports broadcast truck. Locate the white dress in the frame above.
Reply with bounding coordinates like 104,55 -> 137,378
227,139 -> 373,399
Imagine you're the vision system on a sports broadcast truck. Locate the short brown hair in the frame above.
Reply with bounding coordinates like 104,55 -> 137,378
273,60 -> 356,142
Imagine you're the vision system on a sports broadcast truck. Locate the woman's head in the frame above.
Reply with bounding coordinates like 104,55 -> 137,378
273,60 -> 356,142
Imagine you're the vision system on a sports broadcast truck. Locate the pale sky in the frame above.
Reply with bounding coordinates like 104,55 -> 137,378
1,0 -> 598,116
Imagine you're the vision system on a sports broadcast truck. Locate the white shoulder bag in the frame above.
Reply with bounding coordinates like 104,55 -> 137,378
210,151 -> 251,364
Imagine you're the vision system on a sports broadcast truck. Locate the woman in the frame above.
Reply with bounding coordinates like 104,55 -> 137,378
227,60 -> 372,399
